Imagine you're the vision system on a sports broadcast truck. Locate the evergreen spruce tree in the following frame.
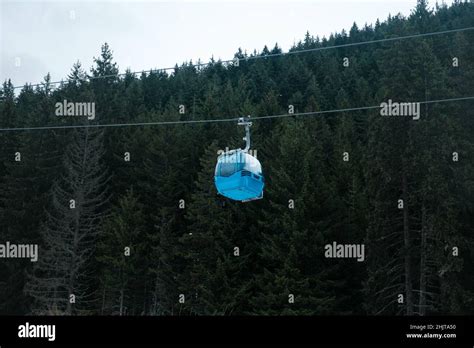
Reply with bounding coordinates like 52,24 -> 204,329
98,188 -> 146,315
178,141 -> 251,315
251,120 -> 339,314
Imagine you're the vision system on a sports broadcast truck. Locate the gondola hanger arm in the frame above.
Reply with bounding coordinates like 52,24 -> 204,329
238,116 -> 252,153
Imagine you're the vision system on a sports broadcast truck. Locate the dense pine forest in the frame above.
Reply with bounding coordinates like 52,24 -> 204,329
0,0 -> 473,316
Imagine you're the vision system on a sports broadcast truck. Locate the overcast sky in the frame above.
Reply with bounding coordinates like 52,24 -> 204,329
1,0 -> 453,88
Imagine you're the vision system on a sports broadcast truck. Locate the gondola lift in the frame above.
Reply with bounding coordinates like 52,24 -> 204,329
214,116 -> 264,202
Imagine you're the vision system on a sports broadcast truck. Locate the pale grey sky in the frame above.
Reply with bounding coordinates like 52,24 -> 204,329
0,0 -> 453,88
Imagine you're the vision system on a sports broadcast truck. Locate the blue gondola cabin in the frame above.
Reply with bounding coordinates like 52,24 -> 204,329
214,149 -> 264,202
